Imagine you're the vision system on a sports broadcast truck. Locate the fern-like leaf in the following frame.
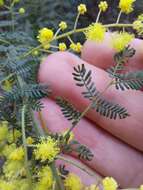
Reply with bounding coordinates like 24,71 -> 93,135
110,70 -> 143,90
73,64 -> 129,119
108,46 -> 136,75
56,97 -> 81,125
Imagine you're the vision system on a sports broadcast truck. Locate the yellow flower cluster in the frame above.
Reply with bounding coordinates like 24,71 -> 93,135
78,4 -> 87,15
85,184 -> 99,190
26,136 -> 34,144
0,179 -> 32,190
0,180 -> 16,190
9,146 -> 24,161
111,32 -> 134,52
70,42 -> 82,53
59,43 -> 67,51
34,136 -> 60,162
98,1 -> 108,12
0,0 -> 4,6
59,21 -> 67,31
140,185 -> 143,190
19,7 -> 25,14
36,166 -> 53,190
37,28 -> 54,49
102,177 -> 118,190
85,23 -> 106,42
133,15 -> 143,35
119,0 -> 136,14
64,173 -> 82,190
0,121 -> 8,141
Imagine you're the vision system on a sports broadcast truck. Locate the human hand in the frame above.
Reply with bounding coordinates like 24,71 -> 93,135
38,35 -> 143,188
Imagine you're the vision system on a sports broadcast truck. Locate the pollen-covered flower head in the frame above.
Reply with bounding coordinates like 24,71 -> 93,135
70,42 -> 82,53
85,23 -> 106,42
102,177 -> 118,190
0,180 -> 16,190
59,43 -> 67,51
64,173 -> 82,190
34,136 -> 60,162
111,31 -> 134,52
98,1 -> 108,12
36,166 -> 53,189
59,21 -> 67,31
0,121 -> 8,141
9,146 -> 24,161
119,0 -> 136,14
78,4 -> 87,15
37,28 -> 54,49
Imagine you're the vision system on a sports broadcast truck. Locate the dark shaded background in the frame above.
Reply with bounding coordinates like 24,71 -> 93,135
20,0 -> 143,34
1,0 -> 143,41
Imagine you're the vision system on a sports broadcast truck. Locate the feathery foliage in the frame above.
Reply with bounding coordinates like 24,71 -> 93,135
56,97 -> 81,125
73,64 -> 129,119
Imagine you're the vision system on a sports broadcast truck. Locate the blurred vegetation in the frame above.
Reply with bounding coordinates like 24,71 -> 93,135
1,0 -> 143,40
20,0 -> 143,33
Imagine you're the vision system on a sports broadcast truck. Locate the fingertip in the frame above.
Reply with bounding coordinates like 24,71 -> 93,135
38,51 -> 75,84
81,33 -> 143,71
81,33 -> 115,69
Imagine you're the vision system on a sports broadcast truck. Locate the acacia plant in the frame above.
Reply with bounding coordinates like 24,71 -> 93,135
0,0 -> 143,190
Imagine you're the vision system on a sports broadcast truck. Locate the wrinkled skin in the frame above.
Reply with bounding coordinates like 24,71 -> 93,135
38,35 -> 143,188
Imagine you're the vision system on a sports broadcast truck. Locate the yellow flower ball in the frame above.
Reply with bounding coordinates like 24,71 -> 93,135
34,137 -> 60,162
85,23 -> 106,42
37,28 -> 54,49
133,20 -> 143,35
19,7 -> 25,14
32,50 -> 39,56
59,21 -> 67,31
36,166 -> 53,189
98,1 -> 108,12
26,136 -> 34,145
14,0 -> 20,3
0,0 -> 4,6
9,146 -> 24,161
0,180 -> 16,190
111,32 -> 134,52
119,0 -> 136,14
78,4 -> 87,15
0,121 -> 8,141
64,173 -> 82,190
70,42 -> 82,53
59,43 -> 67,51
102,177 -> 118,190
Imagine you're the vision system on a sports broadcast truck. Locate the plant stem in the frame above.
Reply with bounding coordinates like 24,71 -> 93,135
10,1 -> 15,32
0,73 -> 14,86
57,155 -> 99,178
30,110 -> 45,137
66,81 -> 113,135
0,38 -> 11,45
21,105 -> 31,180
50,162 -> 65,190
74,12 -> 80,30
116,10 -> 122,24
20,23 -> 133,59
38,111 -> 49,133
96,10 -> 101,23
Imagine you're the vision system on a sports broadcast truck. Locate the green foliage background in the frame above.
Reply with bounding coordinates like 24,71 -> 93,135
17,0 -> 143,35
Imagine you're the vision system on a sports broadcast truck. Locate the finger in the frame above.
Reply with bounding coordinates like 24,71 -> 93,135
38,52 -> 143,151
37,98 -> 143,188
81,33 -> 143,71
55,155 -> 102,187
